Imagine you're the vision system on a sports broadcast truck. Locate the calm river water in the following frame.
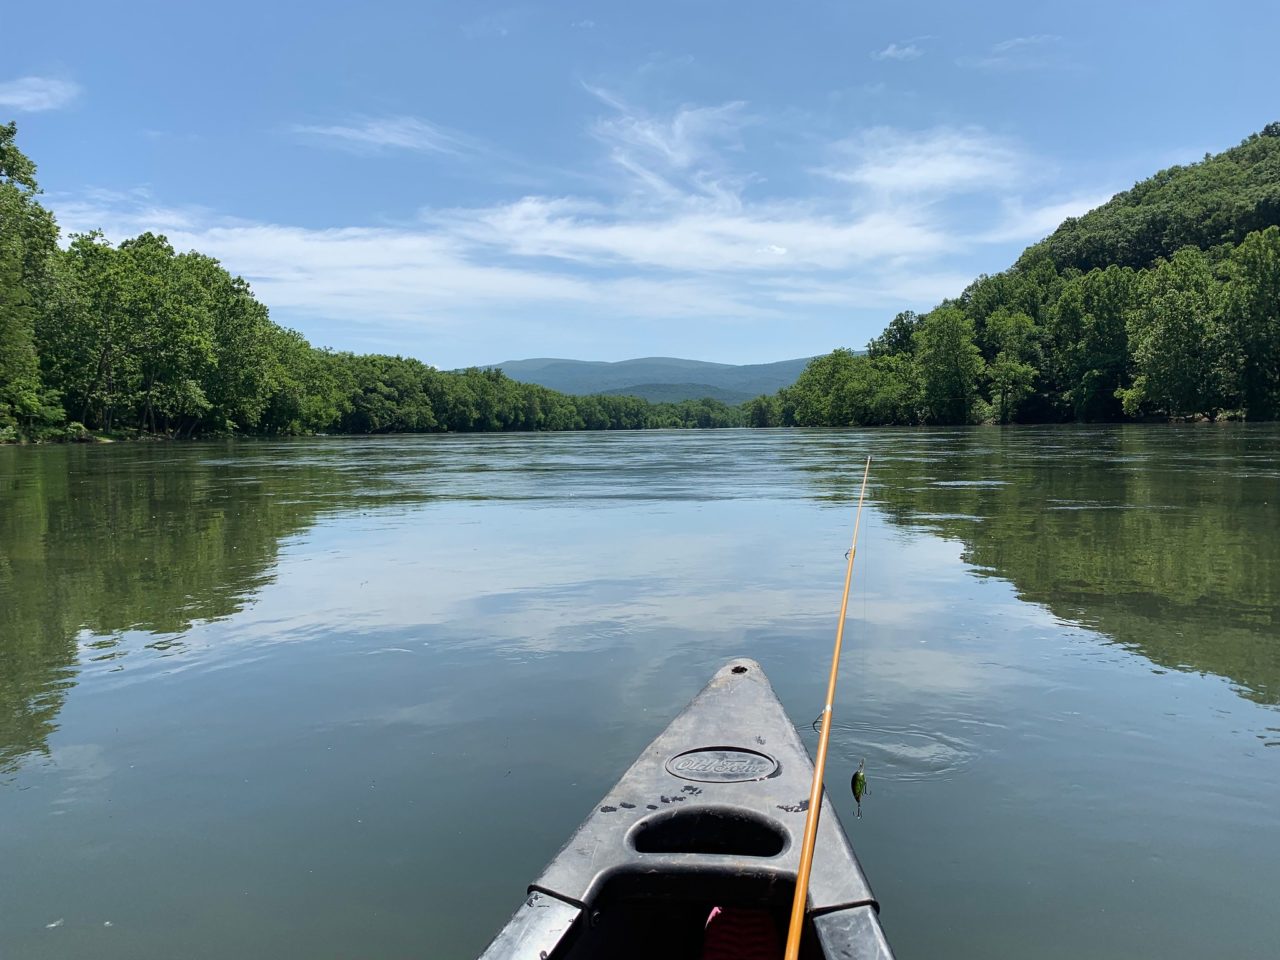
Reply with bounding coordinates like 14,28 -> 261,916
2,427 -> 1278,959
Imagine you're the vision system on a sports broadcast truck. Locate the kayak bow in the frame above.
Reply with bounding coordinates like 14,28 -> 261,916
478,659 -> 894,960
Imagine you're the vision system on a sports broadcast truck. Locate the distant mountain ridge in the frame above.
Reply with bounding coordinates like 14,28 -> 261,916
478,356 -> 814,403
597,382 -> 758,405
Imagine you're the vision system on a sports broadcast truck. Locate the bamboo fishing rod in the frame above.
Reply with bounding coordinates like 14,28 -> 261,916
783,455 -> 872,960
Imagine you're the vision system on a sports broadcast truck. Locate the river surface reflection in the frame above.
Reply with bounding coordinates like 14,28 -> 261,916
1,427 -> 1277,959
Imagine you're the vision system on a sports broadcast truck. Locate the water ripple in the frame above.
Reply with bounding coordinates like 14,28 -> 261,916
824,718 -> 979,782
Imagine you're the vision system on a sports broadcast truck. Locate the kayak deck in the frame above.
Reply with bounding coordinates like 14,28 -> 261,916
479,658 -> 895,959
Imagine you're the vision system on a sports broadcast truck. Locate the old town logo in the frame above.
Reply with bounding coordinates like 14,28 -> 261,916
665,747 -> 779,783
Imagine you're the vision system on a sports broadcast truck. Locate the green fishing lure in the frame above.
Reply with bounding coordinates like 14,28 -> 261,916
851,758 -> 868,818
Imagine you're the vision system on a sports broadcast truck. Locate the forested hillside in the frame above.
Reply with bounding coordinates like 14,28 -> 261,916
486,356 -> 812,400
598,382 -> 757,405
0,124 -> 743,441
765,124 -> 1280,426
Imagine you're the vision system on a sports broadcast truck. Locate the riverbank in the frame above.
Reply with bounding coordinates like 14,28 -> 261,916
4,413 -> 1268,445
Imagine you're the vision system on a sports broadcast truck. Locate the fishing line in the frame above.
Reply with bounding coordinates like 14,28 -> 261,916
783,455 -> 872,960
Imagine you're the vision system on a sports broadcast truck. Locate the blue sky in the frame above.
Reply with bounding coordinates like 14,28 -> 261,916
5,1 -> 1278,369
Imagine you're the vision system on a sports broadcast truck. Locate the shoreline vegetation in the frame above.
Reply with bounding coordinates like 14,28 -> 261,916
3,122 -> 1278,444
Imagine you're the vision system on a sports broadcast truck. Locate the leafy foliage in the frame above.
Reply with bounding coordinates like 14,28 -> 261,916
0,122 -> 59,433
1032,125 -> 1280,273
0,127 -> 747,441
781,124 -> 1280,426
5,122 -> 1280,439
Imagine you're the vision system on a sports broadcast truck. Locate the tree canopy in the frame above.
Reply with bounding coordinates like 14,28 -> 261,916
0,125 -> 746,441
772,124 -> 1280,426
4,122 -> 1279,440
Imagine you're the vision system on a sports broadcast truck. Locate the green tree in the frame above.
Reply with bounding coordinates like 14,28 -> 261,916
0,123 -> 59,434
0,228 -> 39,431
258,330 -> 347,434
40,233 -> 136,430
985,309 -> 1040,423
826,354 -> 920,425
1036,125 -> 1280,273
743,393 -> 782,427
866,310 -> 921,358
913,307 -> 985,424
115,234 -> 216,434
1217,226 -> 1280,417
1047,266 -> 1135,420
1120,248 -> 1221,418
786,348 -> 861,426
335,353 -> 438,433
181,253 -> 276,433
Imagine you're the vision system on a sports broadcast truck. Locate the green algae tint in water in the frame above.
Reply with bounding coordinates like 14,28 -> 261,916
1,427 -> 1278,959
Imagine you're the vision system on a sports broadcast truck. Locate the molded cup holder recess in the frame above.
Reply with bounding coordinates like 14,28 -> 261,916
628,807 -> 787,857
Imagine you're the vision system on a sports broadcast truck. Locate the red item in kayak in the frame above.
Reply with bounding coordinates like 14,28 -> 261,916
701,906 -> 782,960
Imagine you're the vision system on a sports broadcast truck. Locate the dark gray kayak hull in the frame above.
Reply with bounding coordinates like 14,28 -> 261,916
479,658 -> 895,959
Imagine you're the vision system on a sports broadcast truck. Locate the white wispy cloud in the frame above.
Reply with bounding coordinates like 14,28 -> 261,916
431,195 -> 951,272
871,42 -> 923,61
291,115 -> 475,155
818,126 -> 1027,194
993,34 -> 1061,53
961,34 -> 1068,70
57,187 -> 210,233
50,96 -> 1114,363
55,191 -> 955,325
585,85 -> 752,207
0,76 -> 81,112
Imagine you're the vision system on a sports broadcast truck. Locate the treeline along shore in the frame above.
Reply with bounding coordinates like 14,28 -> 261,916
2,122 -> 1278,442
763,124 -> 1280,428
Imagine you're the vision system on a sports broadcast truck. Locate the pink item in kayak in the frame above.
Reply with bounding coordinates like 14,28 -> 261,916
701,906 -> 782,959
